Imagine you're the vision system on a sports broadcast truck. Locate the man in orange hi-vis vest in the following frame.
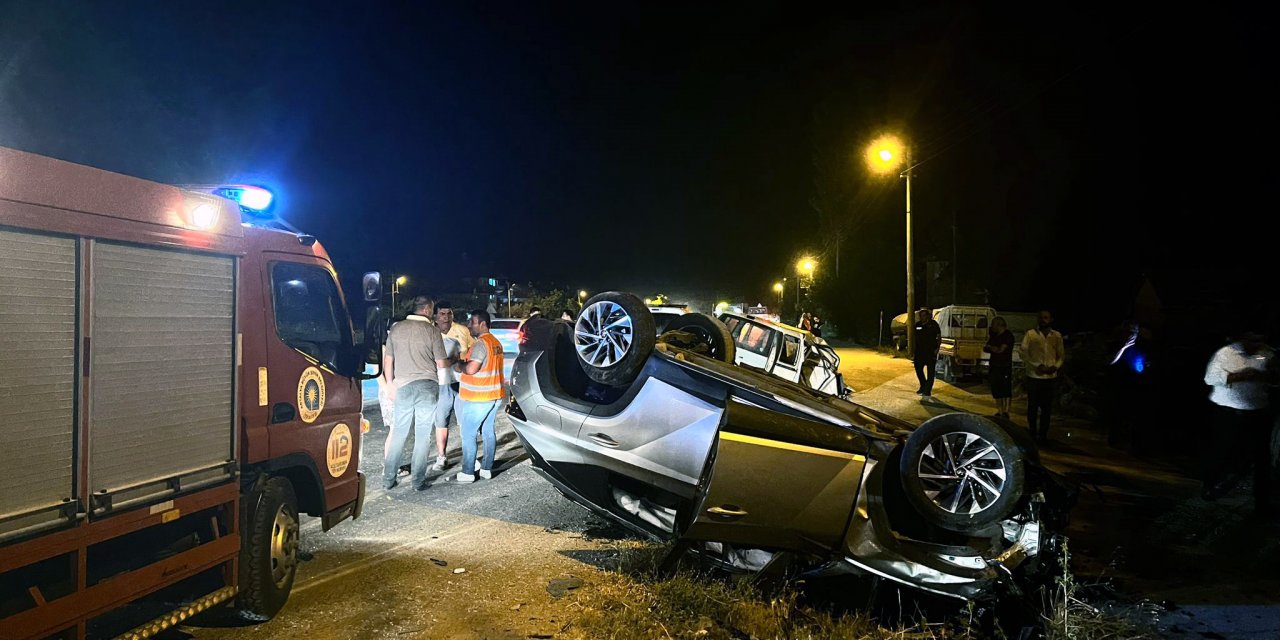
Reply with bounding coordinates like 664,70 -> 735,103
451,309 -> 505,483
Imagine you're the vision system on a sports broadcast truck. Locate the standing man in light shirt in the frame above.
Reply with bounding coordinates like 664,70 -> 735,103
382,296 -> 449,491
1020,309 -> 1065,442
451,310 -> 505,483
1201,330 -> 1275,513
431,303 -> 474,472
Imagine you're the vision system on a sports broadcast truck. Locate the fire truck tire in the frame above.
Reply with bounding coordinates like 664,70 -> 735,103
237,477 -> 299,619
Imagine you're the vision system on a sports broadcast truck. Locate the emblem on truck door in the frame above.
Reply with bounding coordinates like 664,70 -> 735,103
297,367 -> 326,423
327,423 -> 352,477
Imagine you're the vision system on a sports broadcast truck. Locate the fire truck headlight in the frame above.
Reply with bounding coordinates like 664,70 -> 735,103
190,203 -> 219,229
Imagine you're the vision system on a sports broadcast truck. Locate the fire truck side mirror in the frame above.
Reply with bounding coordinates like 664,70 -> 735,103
363,308 -> 387,357
356,306 -> 388,380
362,272 -> 383,302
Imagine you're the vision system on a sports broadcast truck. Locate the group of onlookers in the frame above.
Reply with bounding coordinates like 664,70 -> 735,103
910,307 -> 1063,441
913,305 -> 1277,516
379,297 -> 506,490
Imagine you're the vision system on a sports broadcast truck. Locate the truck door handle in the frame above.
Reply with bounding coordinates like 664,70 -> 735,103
271,403 -> 296,424
587,433 -> 619,448
706,505 -> 748,519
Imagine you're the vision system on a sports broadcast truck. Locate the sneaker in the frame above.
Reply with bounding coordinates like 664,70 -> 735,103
474,460 -> 482,472
479,469 -> 492,480
430,457 -> 446,472
454,472 -> 476,483
414,481 -> 430,491
383,479 -> 398,490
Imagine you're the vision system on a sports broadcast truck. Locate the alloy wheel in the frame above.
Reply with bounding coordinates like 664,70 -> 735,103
916,431 -> 1008,515
575,300 -> 634,367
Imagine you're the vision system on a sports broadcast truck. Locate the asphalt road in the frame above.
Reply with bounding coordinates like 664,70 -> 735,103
175,402 -> 631,640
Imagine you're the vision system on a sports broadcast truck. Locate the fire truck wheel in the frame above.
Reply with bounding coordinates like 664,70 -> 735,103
237,477 -> 299,619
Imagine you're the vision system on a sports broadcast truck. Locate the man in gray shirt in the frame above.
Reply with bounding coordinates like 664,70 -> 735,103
383,296 -> 449,490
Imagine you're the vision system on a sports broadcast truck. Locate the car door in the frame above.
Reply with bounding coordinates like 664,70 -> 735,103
261,257 -> 363,511
682,396 -> 868,553
574,374 -> 724,503
769,334 -> 802,383
729,319 -> 777,370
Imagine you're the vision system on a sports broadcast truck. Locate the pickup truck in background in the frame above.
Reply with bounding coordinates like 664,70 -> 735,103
891,306 -> 1035,382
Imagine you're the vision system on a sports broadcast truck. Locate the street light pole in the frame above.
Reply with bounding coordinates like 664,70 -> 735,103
905,167 -> 914,357
860,133 -> 911,358
391,275 -> 407,318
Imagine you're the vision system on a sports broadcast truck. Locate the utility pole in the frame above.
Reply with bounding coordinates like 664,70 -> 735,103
952,209 -> 957,306
905,168 -> 914,356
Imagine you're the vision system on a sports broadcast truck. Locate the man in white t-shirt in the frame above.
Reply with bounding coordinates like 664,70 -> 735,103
1202,330 -> 1275,512
431,304 -> 474,471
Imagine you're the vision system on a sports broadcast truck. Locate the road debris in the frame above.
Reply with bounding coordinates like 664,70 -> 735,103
546,577 -> 584,598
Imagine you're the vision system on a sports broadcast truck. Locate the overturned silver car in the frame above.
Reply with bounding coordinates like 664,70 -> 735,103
509,292 -> 1074,600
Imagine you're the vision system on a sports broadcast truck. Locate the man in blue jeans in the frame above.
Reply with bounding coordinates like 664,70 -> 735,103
382,296 -> 449,490
452,310 -> 505,483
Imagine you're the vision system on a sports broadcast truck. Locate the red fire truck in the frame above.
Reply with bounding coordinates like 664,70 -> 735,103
0,146 -> 381,638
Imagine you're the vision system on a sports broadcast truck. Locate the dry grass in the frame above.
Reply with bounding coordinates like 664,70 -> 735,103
564,542 -> 1157,640
1041,541 -> 1155,640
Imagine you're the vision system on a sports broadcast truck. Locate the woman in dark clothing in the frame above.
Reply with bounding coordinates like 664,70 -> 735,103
985,316 -> 1015,417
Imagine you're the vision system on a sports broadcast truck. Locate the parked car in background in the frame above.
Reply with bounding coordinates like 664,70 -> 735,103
487,317 -> 522,385
508,291 -> 1075,602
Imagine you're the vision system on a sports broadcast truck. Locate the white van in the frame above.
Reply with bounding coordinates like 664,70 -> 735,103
718,312 -> 850,398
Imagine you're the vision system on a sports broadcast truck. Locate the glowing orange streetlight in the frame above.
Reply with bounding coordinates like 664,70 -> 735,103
866,133 -> 915,353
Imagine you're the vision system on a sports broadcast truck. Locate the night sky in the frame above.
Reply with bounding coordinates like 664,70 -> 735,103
1,4 -> 1269,339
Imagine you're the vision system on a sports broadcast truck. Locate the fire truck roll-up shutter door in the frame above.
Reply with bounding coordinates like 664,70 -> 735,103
89,243 -> 235,515
0,229 -> 77,541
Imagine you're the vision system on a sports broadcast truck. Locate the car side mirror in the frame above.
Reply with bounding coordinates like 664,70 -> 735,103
362,272 -> 382,303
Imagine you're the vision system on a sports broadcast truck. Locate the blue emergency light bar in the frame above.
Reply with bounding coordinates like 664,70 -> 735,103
213,185 -> 275,216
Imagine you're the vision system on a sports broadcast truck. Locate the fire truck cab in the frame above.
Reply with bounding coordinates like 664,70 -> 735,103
0,146 -> 380,639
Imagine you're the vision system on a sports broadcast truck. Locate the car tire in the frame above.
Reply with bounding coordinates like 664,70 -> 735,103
236,477 -> 299,620
574,292 -> 655,386
899,413 -> 1025,534
661,313 -> 736,363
